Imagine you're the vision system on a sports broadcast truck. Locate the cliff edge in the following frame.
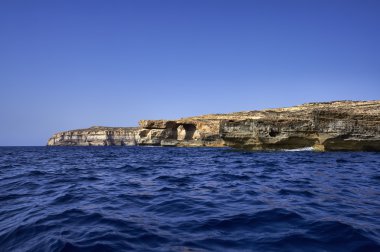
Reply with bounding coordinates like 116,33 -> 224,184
47,100 -> 380,151
47,126 -> 138,146
221,100 -> 380,151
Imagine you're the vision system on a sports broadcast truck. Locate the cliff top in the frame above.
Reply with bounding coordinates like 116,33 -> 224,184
54,126 -> 138,135
51,100 -> 380,135
182,100 -> 380,121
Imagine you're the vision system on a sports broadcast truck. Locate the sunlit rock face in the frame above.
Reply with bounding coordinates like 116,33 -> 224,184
135,119 -> 224,147
47,120 -> 224,147
47,100 -> 380,151
220,101 -> 380,151
47,127 -> 138,146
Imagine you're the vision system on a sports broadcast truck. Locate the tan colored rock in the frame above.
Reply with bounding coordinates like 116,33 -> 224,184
138,120 -> 177,129
160,139 -> 179,147
220,101 -> 380,151
47,126 -> 138,146
176,125 -> 186,141
47,100 -> 380,151
133,118 -> 224,147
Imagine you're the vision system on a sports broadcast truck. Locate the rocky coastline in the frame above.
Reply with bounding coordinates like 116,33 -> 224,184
47,100 -> 380,151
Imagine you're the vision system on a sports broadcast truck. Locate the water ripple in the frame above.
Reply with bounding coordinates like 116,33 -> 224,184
0,147 -> 379,251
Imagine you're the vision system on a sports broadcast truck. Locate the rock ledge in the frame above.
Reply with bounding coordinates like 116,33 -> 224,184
47,100 -> 380,151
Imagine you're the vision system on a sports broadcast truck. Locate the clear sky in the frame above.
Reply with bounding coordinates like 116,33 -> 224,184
0,0 -> 379,146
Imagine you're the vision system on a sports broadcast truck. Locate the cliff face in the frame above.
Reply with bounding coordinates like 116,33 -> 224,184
47,101 -> 380,151
136,119 -> 223,147
47,119 -> 224,147
47,127 -> 138,146
220,101 -> 380,151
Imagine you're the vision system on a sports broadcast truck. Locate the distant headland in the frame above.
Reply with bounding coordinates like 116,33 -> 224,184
47,100 -> 380,151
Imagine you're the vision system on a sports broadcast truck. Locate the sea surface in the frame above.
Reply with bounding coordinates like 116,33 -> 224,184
0,147 -> 379,252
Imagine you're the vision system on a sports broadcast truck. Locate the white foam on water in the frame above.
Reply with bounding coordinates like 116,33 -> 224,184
283,147 -> 314,152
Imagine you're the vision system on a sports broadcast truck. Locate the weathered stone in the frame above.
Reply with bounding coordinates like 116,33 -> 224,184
135,128 -> 169,145
220,101 -> 380,151
47,100 -> 380,151
134,119 -> 223,147
138,120 -> 177,129
160,139 -> 179,147
177,125 -> 187,141
47,126 -> 138,146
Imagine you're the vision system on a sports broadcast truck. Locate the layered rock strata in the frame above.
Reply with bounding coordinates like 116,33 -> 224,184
47,126 -> 138,146
135,119 -> 223,147
47,119 -> 224,147
47,100 -> 380,151
220,100 -> 380,151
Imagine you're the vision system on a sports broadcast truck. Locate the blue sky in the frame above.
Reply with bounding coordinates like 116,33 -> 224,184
0,0 -> 379,146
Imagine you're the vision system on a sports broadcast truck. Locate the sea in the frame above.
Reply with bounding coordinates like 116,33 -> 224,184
0,146 -> 379,252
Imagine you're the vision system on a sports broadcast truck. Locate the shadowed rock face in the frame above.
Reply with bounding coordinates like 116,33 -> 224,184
47,100 -> 380,151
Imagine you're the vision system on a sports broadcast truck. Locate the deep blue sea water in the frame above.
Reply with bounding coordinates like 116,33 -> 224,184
0,147 -> 379,252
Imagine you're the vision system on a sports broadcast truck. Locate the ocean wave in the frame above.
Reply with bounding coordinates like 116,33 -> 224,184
0,147 -> 379,251
283,147 -> 314,152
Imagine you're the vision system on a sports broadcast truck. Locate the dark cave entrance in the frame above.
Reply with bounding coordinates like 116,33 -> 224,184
183,124 -> 196,140
269,128 -> 280,137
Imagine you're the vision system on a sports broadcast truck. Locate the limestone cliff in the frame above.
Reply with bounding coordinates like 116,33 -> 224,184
47,100 -> 380,151
135,119 -> 223,147
220,100 -> 380,151
47,126 -> 138,146
47,119 -> 224,147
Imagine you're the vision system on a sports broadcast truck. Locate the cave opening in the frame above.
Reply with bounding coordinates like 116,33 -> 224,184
183,124 -> 196,140
269,128 -> 280,137
176,124 -> 197,140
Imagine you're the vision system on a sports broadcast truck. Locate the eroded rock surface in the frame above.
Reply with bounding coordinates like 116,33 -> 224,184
47,101 -> 380,151
47,126 -> 138,146
220,101 -> 380,151
47,119 -> 224,147
135,119 -> 223,147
